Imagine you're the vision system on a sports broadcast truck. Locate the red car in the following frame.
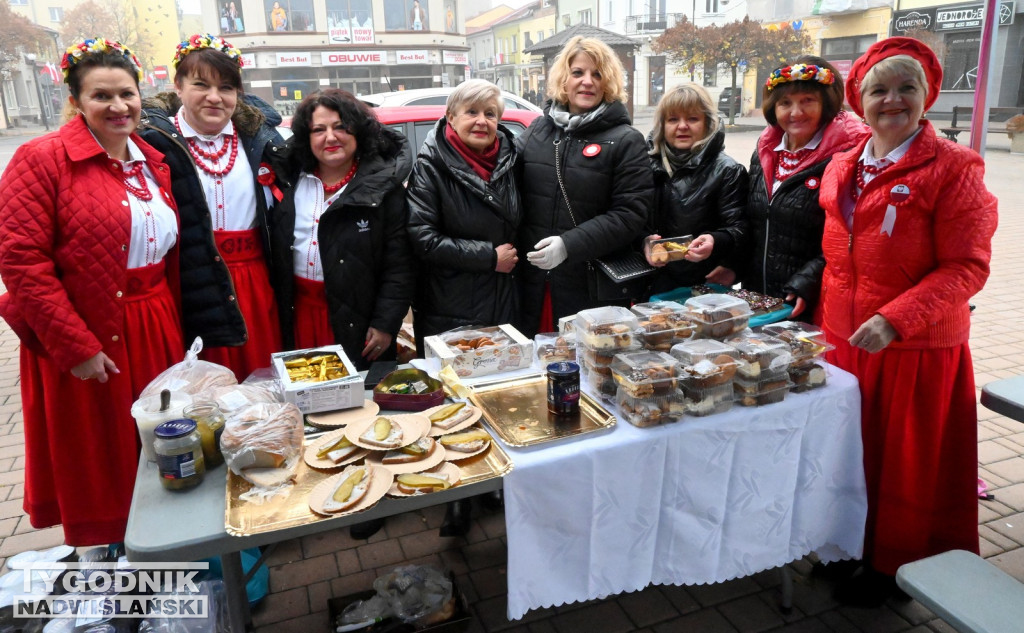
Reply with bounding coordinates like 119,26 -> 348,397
279,105 -> 540,150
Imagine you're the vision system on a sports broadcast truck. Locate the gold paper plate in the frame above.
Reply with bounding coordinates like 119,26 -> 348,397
225,431 -> 514,537
469,374 -> 616,447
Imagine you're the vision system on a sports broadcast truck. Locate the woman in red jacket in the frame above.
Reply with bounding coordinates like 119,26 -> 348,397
0,39 -> 184,545
818,37 -> 998,605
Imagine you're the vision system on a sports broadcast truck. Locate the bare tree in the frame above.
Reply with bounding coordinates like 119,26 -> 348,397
60,0 -> 156,71
655,16 -> 811,124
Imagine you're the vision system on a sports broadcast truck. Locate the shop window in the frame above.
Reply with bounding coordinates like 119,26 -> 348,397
942,34 -> 981,91
326,0 -> 373,43
265,0 -> 314,32
384,0 -> 429,31
219,1 -> 246,34
444,0 -> 457,33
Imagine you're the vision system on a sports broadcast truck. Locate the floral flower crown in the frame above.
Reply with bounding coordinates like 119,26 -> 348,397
765,64 -> 835,92
173,34 -> 243,69
60,38 -> 144,83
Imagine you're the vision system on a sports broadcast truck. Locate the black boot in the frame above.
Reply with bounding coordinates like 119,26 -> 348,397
833,565 -> 909,607
349,518 -> 384,540
480,489 -> 504,512
439,500 -> 471,537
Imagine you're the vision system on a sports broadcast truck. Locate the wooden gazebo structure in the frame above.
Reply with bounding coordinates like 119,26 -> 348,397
522,23 -> 641,120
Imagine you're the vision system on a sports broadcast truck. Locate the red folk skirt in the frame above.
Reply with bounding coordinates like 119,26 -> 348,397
293,276 -> 334,350
21,262 -> 184,546
202,228 -> 282,380
825,331 -> 979,575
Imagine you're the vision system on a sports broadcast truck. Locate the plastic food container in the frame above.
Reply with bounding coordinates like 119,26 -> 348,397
610,351 -> 680,398
761,321 -> 835,366
643,235 -> 694,264
630,301 -> 696,351
131,391 -> 192,462
683,294 -> 753,339
582,343 -> 641,368
681,382 -> 734,416
788,361 -> 829,392
616,388 -> 686,427
733,376 -> 792,406
575,306 -> 639,351
581,362 -> 617,399
671,339 -> 741,389
535,332 -> 577,365
726,332 -> 793,380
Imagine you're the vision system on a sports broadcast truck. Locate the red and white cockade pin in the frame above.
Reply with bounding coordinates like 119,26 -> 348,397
582,143 -> 602,157
805,177 -> 820,189
889,183 -> 911,205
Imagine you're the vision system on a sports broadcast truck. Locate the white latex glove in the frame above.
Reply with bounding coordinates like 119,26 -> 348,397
526,236 -> 567,270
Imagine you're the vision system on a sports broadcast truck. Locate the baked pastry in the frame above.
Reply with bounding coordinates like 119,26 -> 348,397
681,354 -> 737,388
727,289 -> 785,315
683,295 -> 752,339
727,333 -> 793,379
536,335 -> 576,363
611,351 -> 679,397
584,323 -> 634,350
575,307 -> 639,350
789,363 -> 827,392
617,390 -> 686,427
681,382 -> 733,417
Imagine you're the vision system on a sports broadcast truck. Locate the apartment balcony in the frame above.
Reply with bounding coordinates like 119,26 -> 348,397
624,13 -> 686,35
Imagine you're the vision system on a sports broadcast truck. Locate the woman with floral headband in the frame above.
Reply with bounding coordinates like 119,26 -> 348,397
0,39 -> 183,545
710,56 -> 866,319
818,37 -> 996,605
139,34 -> 286,380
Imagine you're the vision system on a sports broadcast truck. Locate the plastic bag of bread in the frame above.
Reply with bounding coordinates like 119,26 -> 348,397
205,382 -> 281,415
220,402 -> 304,500
141,337 -> 237,399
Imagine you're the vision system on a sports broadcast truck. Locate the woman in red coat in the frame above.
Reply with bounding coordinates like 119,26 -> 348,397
818,37 -> 998,605
0,39 -> 184,546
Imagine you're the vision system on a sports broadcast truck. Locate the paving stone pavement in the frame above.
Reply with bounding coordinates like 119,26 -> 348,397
0,126 -> 1022,632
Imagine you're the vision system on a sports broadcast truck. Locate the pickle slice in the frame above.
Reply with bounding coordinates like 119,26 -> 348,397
316,435 -> 353,459
373,417 -> 392,441
428,402 -> 466,423
399,440 -> 427,456
440,429 -> 490,446
332,469 -> 366,503
396,473 -> 451,490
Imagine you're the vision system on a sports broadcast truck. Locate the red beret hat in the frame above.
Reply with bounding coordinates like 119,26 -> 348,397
846,36 -> 943,118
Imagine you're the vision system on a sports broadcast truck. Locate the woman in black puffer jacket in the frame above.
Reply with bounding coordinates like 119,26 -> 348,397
712,55 -> 867,318
645,84 -> 747,294
268,89 -> 414,372
406,79 -> 522,355
516,36 -> 653,336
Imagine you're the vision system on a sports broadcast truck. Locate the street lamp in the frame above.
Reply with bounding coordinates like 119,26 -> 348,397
24,53 -> 50,131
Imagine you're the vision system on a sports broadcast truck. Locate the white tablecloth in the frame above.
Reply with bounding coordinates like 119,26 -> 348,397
503,366 -> 867,620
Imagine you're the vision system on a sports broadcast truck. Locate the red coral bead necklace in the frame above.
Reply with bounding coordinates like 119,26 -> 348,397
316,160 -> 358,194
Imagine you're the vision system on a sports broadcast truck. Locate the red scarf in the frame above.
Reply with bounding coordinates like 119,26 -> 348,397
444,123 -> 499,182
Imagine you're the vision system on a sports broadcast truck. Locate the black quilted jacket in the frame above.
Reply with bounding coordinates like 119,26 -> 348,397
514,101 -> 653,335
648,128 -> 748,293
138,93 -> 286,348
406,119 -> 521,351
269,128 -> 414,371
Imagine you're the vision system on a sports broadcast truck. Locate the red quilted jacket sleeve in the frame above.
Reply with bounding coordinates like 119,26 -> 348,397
877,147 -> 997,341
0,138 -> 104,369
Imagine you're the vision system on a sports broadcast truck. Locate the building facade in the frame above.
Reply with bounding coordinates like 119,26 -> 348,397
198,0 -> 471,116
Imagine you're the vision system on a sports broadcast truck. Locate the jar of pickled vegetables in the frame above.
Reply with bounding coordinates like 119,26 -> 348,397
184,402 -> 226,468
153,420 -> 205,491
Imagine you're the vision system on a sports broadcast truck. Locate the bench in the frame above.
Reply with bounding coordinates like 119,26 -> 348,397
939,106 -> 1024,142
896,550 -> 1024,633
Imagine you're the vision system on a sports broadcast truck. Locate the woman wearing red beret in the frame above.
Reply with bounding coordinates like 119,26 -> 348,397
818,37 -> 998,605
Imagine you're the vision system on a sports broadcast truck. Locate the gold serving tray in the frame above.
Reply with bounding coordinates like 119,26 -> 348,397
470,373 -> 616,447
225,430 -> 513,537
